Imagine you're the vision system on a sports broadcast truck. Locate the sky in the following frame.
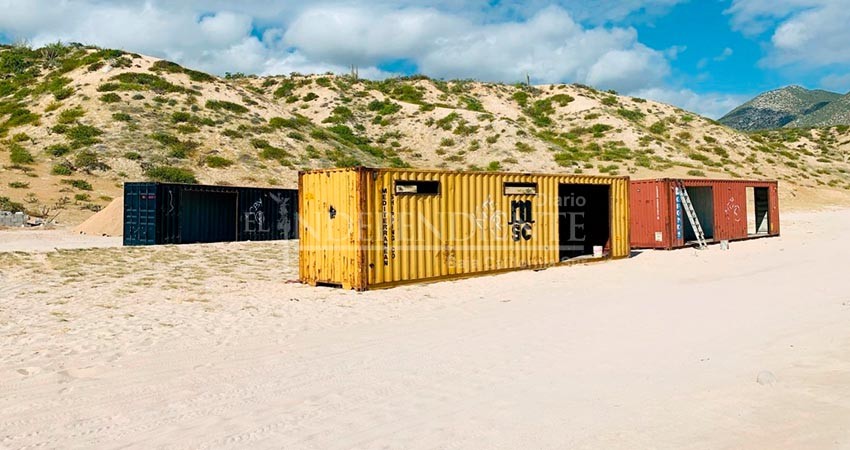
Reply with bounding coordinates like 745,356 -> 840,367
1,0 -> 849,118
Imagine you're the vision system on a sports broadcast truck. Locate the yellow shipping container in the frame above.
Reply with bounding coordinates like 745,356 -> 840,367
300,168 -> 630,290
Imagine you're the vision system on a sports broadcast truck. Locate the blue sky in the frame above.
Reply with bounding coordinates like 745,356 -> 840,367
1,0 -> 849,118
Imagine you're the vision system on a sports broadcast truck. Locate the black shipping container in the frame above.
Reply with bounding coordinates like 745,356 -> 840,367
123,182 -> 298,246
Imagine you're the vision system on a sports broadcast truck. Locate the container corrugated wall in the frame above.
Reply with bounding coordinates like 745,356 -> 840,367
299,168 -> 630,290
123,182 -> 298,246
629,178 -> 780,250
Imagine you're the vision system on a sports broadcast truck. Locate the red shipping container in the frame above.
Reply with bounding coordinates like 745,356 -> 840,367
630,179 -> 780,249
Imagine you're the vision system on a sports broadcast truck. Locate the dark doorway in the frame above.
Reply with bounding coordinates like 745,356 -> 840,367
180,190 -> 238,243
559,184 -> 610,260
682,187 -> 715,243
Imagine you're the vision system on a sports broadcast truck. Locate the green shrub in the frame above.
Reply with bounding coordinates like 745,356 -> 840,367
617,108 -> 645,122
150,132 -> 180,147
61,179 -> 93,191
524,99 -> 555,127
45,143 -> 71,157
204,155 -> 233,168
124,151 -> 142,161
440,138 -> 455,147
367,100 -> 402,116
99,93 -> 121,103
687,169 -> 706,177
649,121 -> 667,134
171,111 -> 191,123
112,112 -> 132,122
486,161 -> 502,171
57,106 -> 85,124
287,131 -> 306,141
515,142 -> 535,153
460,96 -> 485,112
184,69 -> 214,83
273,81 -> 296,99
151,60 -> 183,73
74,150 -> 108,171
51,163 -> 73,175
74,193 -> 91,202
0,196 -> 25,213
222,128 -> 243,138
205,100 -> 248,114
8,181 -> 28,189
601,96 -> 618,106
145,166 -> 197,183
550,94 -> 574,106
67,124 -> 103,147
302,92 -> 319,102
323,106 -> 355,124
2,108 -> 40,129
512,91 -> 529,107
109,72 -> 183,93
9,143 -> 34,164
11,132 -> 30,142
590,123 -> 614,136
316,77 -> 332,87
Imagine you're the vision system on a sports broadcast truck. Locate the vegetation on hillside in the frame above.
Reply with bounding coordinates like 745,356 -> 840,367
1,42 -> 849,221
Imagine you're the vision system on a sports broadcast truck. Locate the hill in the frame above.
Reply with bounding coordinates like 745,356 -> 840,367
2,43 -> 850,225
719,86 -> 842,131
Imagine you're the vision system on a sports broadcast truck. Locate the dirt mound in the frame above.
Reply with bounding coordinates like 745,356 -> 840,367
74,196 -> 123,237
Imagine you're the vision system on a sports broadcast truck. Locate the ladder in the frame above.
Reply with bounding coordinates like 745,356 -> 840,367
676,181 -> 708,249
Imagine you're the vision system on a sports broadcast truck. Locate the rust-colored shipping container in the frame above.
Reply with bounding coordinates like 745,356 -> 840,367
300,168 -> 631,290
630,178 -> 779,249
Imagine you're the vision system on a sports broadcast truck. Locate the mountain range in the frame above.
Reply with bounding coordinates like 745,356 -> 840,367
720,85 -> 850,131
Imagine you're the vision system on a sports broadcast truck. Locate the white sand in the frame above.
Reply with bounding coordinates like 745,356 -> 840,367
0,228 -> 121,252
1,210 -> 849,448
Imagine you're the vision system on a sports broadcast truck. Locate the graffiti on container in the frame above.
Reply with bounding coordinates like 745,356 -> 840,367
244,199 -> 269,233
508,200 -> 534,242
474,196 -> 504,237
724,197 -> 741,222
675,188 -> 683,239
167,189 -> 175,214
269,193 -> 293,236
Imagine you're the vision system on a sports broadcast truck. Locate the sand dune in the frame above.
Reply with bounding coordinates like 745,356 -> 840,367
1,210 -> 849,448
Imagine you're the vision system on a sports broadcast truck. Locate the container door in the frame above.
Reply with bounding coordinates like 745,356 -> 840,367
123,183 -> 157,246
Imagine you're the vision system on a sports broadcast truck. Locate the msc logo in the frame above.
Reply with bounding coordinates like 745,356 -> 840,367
509,200 -> 534,242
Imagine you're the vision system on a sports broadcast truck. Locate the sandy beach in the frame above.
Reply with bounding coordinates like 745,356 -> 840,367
1,209 -> 849,449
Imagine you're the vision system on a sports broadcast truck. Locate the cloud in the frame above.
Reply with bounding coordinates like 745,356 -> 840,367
633,87 -> 749,119
0,0 -> 697,108
727,0 -> 850,68
285,5 -> 671,91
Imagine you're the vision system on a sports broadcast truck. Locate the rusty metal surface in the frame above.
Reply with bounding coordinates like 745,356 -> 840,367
630,178 -> 780,250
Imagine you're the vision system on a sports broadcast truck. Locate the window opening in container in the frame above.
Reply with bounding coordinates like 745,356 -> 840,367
395,180 -> 440,195
504,182 -> 538,195
558,184 -> 610,261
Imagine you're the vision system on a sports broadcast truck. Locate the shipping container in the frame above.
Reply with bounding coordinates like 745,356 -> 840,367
299,168 -> 630,290
123,182 -> 298,246
629,178 -> 779,249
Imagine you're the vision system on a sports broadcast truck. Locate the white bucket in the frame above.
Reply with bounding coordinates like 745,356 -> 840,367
593,246 -> 604,258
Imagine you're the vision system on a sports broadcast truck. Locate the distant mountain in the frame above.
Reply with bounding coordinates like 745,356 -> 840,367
719,86 -> 846,131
